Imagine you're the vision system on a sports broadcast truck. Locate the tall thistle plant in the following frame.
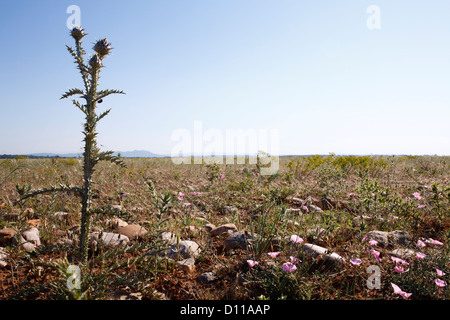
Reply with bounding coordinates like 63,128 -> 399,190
18,27 -> 126,264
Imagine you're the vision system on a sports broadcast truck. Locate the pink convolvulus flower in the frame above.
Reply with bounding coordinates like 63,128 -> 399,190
391,256 -> 409,265
290,235 -> 304,244
350,258 -> 362,266
436,269 -> 446,277
282,262 -> 297,272
362,235 -> 368,242
416,252 -> 426,259
183,202 -> 191,207
371,249 -> 382,262
418,205 -> 426,209
412,192 -> 422,200
435,279 -> 447,288
220,174 -> 225,179
428,238 -> 443,246
247,260 -> 258,267
369,240 -> 378,246
301,205 -> 309,212
290,256 -> 300,264
268,252 -> 280,258
394,265 -> 405,273
417,240 -> 426,248
391,283 -> 412,299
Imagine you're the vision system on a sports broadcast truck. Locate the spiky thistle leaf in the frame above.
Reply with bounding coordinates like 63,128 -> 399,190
95,151 -> 127,168
66,45 -> 89,74
96,89 -> 125,101
95,109 -> 111,123
16,184 -> 83,203
72,100 -> 87,115
61,88 -> 85,100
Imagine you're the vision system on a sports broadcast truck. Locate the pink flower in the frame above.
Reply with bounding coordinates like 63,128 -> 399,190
391,283 -> 412,299
371,249 -> 382,262
290,235 -> 304,244
282,262 -> 297,272
247,260 -> 258,267
417,240 -> 426,248
394,265 -> 405,273
189,192 -> 200,196
439,192 -> 444,198
177,196 -> 184,201
400,292 -> 412,299
369,240 -> 378,246
268,252 -> 280,258
362,236 -> 368,242
391,256 -> 409,265
435,279 -> 447,288
350,258 -> 362,266
290,256 -> 300,264
413,192 -> 422,200
301,205 -> 309,212
391,283 -> 402,294
428,238 -> 443,246
436,269 -> 446,277
183,202 -> 191,207
220,174 -> 225,179
416,252 -> 426,259
418,205 -> 426,209
179,192 -> 185,197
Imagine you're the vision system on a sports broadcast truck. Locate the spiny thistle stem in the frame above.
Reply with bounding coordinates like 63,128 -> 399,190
71,26 -> 90,93
79,57 -> 100,263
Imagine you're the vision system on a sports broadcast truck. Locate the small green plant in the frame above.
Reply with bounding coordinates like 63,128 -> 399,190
145,178 -> 172,219
355,178 -> 414,225
284,159 -> 301,183
206,163 -> 221,184
247,205 -> 287,261
250,266 -> 299,299
430,183 -> 449,219
263,186 -> 296,205
315,159 -> 344,200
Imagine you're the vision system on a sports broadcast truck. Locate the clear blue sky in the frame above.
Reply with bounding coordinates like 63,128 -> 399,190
1,0 -> 449,156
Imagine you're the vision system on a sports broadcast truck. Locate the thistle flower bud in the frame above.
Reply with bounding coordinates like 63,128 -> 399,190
71,26 -> 86,40
89,54 -> 102,70
93,38 -> 112,56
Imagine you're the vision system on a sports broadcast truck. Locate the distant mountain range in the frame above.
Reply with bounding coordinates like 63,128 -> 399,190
0,151 -> 441,159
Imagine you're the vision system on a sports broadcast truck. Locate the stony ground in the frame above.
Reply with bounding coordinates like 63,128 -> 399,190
0,155 -> 449,300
